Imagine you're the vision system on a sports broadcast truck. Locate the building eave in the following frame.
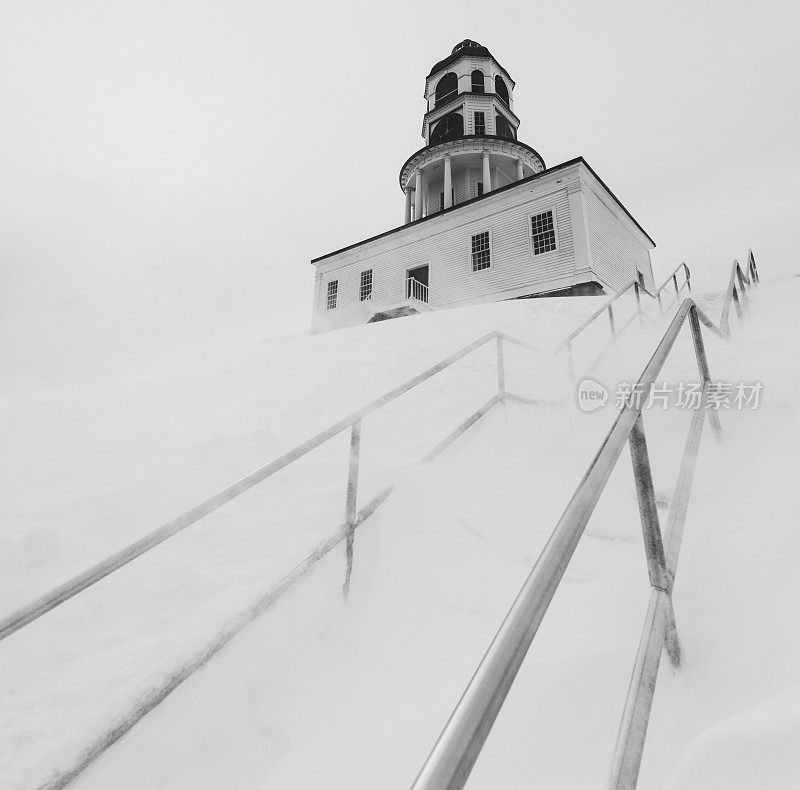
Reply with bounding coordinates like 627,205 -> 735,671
310,156 -> 656,266
422,92 -> 520,131
426,53 -> 515,89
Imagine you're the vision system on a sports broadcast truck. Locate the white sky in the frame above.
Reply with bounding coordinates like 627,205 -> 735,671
1,0 -> 798,389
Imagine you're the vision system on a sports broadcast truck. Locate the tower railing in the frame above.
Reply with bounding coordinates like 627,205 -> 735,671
411,257 -> 761,790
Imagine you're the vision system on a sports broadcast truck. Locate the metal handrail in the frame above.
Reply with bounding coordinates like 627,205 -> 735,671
553,263 -> 692,380
9,327 -> 541,789
651,261 -> 692,314
411,298 -> 729,790
0,329 -> 533,643
553,279 -> 642,353
552,278 -> 647,380
720,251 -> 759,338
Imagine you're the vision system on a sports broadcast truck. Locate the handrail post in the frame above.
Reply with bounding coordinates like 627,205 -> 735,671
628,412 -> 682,667
721,310 -> 731,340
342,418 -> 362,596
628,415 -> 672,597
608,304 -> 616,338
749,250 -> 759,284
684,264 -> 692,293
634,282 -> 644,325
688,305 -> 723,441
496,334 -> 506,400
566,340 -> 575,381
732,285 -> 743,320
736,265 -> 750,315
673,274 -> 679,295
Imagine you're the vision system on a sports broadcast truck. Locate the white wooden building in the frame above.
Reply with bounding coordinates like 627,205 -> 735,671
311,40 -> 656,333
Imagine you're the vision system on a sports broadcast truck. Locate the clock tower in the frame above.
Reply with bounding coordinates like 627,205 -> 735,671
400,39 -> 546,223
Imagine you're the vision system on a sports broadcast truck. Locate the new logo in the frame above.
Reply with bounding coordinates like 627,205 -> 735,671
576,378 -> 609,412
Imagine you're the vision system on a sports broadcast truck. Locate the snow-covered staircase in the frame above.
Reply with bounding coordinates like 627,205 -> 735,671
0,253 -> 772,790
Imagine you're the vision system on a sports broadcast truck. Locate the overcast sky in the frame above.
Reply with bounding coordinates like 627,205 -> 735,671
1,0 -> 798,389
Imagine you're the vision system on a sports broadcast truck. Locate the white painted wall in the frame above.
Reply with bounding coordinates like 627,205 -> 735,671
425,53 -> 516,114
583,172 -> 656,292
311,161 -> 654,332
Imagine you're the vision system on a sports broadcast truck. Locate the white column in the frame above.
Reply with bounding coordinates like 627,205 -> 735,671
415,171 -> 423,219
482,151 -> 492,194
443,155 -> 452,209
404,187 -> 412,224
516,159 -> 524,181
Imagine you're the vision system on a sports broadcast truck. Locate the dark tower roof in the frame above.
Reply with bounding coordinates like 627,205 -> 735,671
427,39 -> 512,80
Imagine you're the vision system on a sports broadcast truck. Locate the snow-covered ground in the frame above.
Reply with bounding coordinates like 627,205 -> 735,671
2,268 -> 798,789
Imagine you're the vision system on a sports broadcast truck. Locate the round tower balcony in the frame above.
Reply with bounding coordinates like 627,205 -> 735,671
399,135 -> 546,223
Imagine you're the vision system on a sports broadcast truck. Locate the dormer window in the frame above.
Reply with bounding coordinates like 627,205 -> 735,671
494,75 -> 510,106
434,72 -> 458,107
471,70 -> 485,93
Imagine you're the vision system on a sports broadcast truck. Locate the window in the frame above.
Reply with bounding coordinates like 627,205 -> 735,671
471,70 -> 484,93
477,182 -> 484,197
474,111 -> 485,136
434,72 -> 458,106
430,111 -> 464,145
495,113 -> 515,140
326,279 -> 339,309
471,231 -> 491,272
531,210 -> 557,255
494,75 -> 509,106
360,269 -> 373,301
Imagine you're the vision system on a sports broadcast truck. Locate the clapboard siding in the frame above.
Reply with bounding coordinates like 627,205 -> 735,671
454,169 -> 470,204
584,182 -> 654,292
311,161 -> 654,332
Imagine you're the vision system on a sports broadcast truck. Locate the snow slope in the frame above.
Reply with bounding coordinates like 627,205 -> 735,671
4,269 -> 798,789
0,293 -> 646,789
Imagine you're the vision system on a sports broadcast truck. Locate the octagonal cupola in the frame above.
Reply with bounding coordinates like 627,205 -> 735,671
400,40 -> 546,224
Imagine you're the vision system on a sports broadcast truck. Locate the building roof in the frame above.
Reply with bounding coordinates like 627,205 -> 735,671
427,39 -> 512,81
310,157 -> 656,265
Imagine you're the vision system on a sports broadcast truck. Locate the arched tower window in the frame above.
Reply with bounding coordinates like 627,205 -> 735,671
435,72 -> 458,107
495,113 -> 515,140
471,70 -> 485,93
430,111 -> 464,145
494,75 -> 509,106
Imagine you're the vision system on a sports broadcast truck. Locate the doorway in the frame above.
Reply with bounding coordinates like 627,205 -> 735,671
406,265 -> 429,302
